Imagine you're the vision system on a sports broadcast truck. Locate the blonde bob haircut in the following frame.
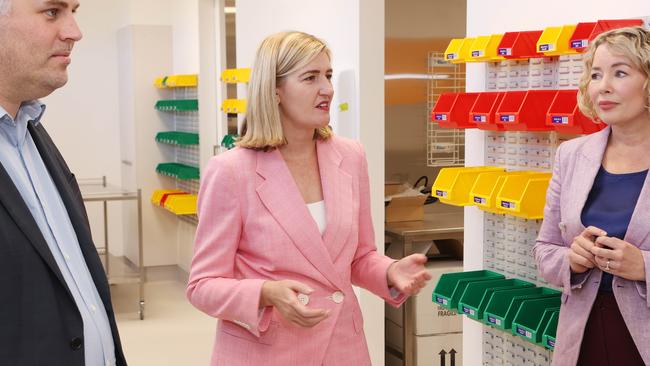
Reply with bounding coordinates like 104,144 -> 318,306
238,31 -> 333,150
578,26 -> 650,120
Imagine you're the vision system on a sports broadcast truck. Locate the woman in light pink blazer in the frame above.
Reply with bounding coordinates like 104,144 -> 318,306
534,27 -> 650,366
187,31 -> 431,366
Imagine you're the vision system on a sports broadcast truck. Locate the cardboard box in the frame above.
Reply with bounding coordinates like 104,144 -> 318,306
385,183 -> 427,222
385,260 -> 463,335
415,333 -> 462,366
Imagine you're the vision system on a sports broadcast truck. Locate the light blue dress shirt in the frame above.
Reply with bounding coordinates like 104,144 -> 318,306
0,101 -> 116,366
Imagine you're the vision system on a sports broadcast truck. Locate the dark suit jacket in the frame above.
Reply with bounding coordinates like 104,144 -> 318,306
0,121 -> 127,365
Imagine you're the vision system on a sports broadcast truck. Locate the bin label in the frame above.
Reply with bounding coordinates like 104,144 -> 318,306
498,48 -> 512,56
500,114 -> 515,122
462,306 -> 476,316
434,114 -> 448,121
436,190 -> 448,197
474,196 -> 486,204
473,114 -> 487,122
547,338 -> 555,348
552,116 -> 569,125
435,296 -> 448,305
446,53 -> 456,60
471,50 -> 483,57
538,44 -> 553,52
571,39 -> 588,49
487,316 -> 502,326
501,201 -> 515,209
516,326 -> 533,339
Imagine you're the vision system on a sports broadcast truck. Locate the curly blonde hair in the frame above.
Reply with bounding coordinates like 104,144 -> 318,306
238,31 -> 333,150
577,26 -> 650,120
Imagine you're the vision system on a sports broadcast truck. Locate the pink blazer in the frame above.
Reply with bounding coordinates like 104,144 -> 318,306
187,135 -> 404,366
533,127 -> 650,366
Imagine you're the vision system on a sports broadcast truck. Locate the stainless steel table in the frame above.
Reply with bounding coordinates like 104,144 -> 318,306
78,177 -> 145,320
384,202 -> 464,366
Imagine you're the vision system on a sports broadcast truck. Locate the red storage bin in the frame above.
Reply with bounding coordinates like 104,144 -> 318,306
431,92 -> 480,129
545,89 -> 605,134
498,31 -> 544,59
470,92 -> 506,131
496,90 -> 557,131
570,19 -> 644,52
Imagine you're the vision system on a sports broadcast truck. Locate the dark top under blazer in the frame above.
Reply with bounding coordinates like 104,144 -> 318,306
0,121 -> 127,366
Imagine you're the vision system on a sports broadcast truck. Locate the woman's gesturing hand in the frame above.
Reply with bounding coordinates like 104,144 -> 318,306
386,254 -> 432,296
590,236 -> 646,281
568,226 -> 605,274
260,280 -> 329,328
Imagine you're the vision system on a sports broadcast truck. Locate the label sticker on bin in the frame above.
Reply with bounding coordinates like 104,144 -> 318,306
552,116 -> 569,125
538,44 -> 553,52
462,306 -> 476,316
500,115 -> 516,122
435,296 -> 448,305
571,39 -> 588,49
547,339 -> 555,348
471,50 -> 483,57
474,196 -> 486,204
473,114 -> 487,122
501,201 -> 516,209
487,316 -> 502,326
447,53 -> 456,60
434,114 -> 448,121
516,326 -> 532,339
436,190 -> 448,197
498,48 -> 512,56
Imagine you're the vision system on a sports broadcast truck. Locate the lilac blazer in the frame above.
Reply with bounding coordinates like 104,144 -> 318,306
187,135 -> 404,366
533,127 -> 650,366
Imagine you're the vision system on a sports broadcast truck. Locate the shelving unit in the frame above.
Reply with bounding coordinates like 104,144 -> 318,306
153,73 -> 201,223
431,16 -> 648,366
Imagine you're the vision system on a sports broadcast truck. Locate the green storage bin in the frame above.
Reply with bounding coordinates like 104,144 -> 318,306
432,270 -> 504,311
512,297 -> 561,344
155,99 -> 198,111
542,309 -> 559,350
458,278 -> 534,321
155,131 -> 199,146
483,287 -> 560,330
156,162 -> 200,180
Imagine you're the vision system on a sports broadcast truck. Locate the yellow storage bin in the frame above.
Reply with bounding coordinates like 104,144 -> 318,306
496,172 -> 552,219
221,99 -> 247,114
433,166 -> 504,206
536,25 -> 578,56
154,74 -> 198,88
164,194 -> 198,215
220,68 -> 251,83
468,34 -> 505,62
469,171 -> 529,213
151,189 -> 184,206
444,38 -> 476,64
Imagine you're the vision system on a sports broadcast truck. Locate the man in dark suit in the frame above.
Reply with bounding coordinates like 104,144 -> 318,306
0,0 -> 127,365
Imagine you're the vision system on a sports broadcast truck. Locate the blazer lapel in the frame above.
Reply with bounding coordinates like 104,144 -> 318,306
565,127 -> 610,229
255,148 -> 346,290
625,172 -> 650,249
317,139 -> 353,262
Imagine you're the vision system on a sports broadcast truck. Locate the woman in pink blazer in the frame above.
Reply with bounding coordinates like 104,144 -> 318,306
187,31 -> 431,366
534,27 -> 650,366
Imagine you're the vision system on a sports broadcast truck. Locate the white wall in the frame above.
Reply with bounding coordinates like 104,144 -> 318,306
235,1 -> 385,364
464,1 -> 650,364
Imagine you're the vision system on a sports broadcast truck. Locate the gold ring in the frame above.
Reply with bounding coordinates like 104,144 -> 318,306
605,259 -> 610,271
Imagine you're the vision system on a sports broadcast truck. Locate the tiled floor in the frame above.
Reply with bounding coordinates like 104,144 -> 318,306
112,281 -> 215,365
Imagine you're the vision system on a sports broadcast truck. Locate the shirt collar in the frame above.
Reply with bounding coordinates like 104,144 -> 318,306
0,101 -> 46,147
